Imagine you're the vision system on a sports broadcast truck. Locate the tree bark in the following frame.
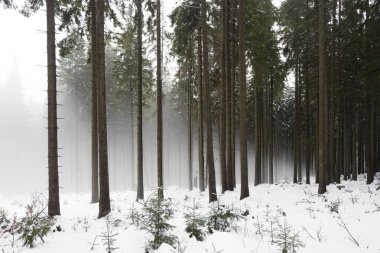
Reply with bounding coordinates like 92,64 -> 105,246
97,0 -> 111,218
197,0 -> 205,192
254,74 -> 262,186
136,0 -> 144,200
47,0 -> 60,217
219,0 -> 227,193
90,0 -> 99,204
318,0 -> 327,194
156,0 -> 164,199
238,0 -> 249,200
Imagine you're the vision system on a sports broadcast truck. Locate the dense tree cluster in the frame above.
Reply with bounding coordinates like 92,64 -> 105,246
3,0 -> 379,216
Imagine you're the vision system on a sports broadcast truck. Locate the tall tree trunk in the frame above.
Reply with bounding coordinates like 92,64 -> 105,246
156,0 -> 164,199
365,0 -> 374,184
197,0 -> 205,192
352,91 -> 357,180
219,0 -> 227,193
136,0 -> 144,200
254,73 -> 262,186
230,10 -> 237,188
268,76 -> 274,184
238,0 -> 249,200
318,0 -> 327,194
226,0 -> 233,191
90,0 -> 99,204
201,0 -> 217,202
188,46 -> 193,191
294,62 -> 300,183
47,0 -> 60,217
97,0 -> 110,218
305,57 -> 311,184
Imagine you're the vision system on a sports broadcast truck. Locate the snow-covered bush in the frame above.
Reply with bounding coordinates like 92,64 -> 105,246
184,201 -> 208,241
327,199 -> 341,213
18,197 -> 55,248
207,200 -> 241,233
127,202 -> 143,227
140,193 -> 177,251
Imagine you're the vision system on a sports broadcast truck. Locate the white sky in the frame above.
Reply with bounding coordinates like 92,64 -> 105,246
0,0 -> 284,106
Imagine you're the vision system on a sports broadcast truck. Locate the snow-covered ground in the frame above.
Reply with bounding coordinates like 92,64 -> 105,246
1,174 -> 379,253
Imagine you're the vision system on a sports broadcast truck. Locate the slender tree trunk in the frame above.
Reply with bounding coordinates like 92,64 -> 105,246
136,0 -> 144,200
201,0 -> 217,202
305,58 -> 311,184
156,0 -> 164,199
238,0 -> 249,200
197,0 -> 205,192
90,0 -> 99,204
230,12 -> 237,188
268,76 -> 274,184
344,100 -> 350,180
47,0 -> 60,217
365,0 -> 374,184
97,0 -> 110,218
254,73 -> 262,186
294,62 -> 300,183
352,91 -> 357,180
188,45 -> 193,191
226,0 -> 233,191
318,0 -> 327,194
219,0 -> 227,193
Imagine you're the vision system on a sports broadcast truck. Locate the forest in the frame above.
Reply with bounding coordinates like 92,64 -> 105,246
0,0 -> 379,252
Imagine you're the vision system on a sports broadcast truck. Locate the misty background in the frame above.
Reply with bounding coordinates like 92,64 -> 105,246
0,0 -> 291,196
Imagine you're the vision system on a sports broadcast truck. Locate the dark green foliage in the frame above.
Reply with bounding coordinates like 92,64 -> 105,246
184,201 -> 208,241
139,193 -> 177,250
207,199 -> 241,232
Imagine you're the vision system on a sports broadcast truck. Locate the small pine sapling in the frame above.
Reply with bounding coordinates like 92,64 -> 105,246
18,197 -> 55,248
273,220 -> 305,253
100,216 -> 119,253
140,193 -> 177,250
184,200 -> 208,241
88,235 -> 99,251
207,199 -> 241,232
327,199 -> 341,213
127,202 -> 142,228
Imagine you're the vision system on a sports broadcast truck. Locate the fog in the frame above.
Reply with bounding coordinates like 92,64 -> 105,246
0,0 -> 296,196
0,66 -> 296,195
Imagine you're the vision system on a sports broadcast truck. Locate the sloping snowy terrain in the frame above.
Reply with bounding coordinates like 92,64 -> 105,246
1,174 -> 379,253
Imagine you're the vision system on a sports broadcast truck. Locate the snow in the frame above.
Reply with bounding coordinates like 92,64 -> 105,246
1,174 -> 380,253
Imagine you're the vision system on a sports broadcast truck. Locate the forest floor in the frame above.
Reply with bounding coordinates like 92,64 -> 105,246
1,174 -> 380,253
